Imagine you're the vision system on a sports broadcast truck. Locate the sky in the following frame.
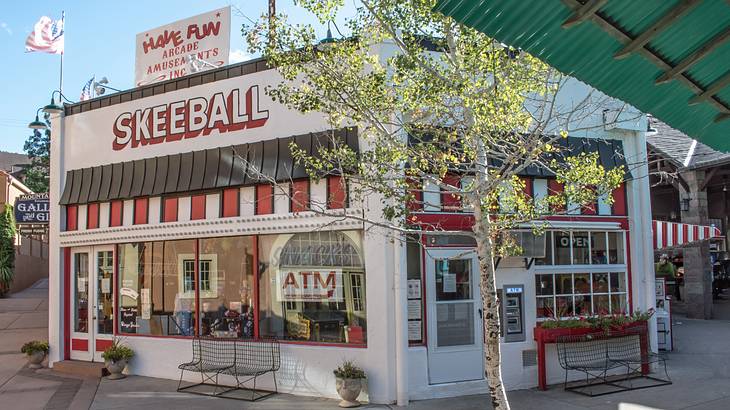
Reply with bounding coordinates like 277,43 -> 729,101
0,0 -> 358,154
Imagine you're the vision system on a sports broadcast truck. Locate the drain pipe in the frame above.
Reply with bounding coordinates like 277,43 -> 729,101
394,234 -> 409,406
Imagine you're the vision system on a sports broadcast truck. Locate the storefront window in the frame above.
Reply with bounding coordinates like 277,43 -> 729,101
554,232 -> 571,265
74,253 -> 89,333
608,232 -> 625,264
258,230 -> 367,345
198,236 -> 255,339
542,230 -> 625,266
572,232 -> 590,264
118,240 -> 196,336
590,232 -> 608,264
534,271 -> 628,318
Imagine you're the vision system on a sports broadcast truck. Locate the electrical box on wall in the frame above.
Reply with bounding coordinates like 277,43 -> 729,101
502,284 -> 525,343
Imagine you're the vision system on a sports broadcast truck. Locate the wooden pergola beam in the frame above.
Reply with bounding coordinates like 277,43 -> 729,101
614,0 -> 702,60
656,27 -> 730,85
715,113 -> 730,123
560,0 -> 730,116
689,71 -> 730,105
561,0 -> 608,29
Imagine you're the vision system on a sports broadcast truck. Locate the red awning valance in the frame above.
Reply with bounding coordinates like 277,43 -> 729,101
653,220 -> 721,250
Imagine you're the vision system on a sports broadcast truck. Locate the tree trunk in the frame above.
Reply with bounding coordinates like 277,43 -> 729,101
473,217 -> 510,410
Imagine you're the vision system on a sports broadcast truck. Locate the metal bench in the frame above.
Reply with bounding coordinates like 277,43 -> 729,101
177,337 -> 280,401
556,329 -> 671,396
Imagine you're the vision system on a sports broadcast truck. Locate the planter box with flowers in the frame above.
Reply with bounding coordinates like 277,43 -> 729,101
532,309 -> 654,390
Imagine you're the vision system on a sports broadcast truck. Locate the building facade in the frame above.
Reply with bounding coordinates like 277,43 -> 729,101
47,56 -> 655,403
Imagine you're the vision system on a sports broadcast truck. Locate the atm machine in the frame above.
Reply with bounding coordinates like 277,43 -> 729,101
502,285 -> 526,342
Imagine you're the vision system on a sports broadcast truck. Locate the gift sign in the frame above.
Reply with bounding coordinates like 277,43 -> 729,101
276,269 -> 343,302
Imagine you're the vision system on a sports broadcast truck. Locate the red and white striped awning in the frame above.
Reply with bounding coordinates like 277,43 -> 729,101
653,220 -> 722,249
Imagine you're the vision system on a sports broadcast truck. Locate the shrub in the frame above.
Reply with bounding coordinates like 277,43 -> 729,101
102,338 -> 134,363
334,360 -> 366,379
21,340 -> 49,355
0,204 -> 16,297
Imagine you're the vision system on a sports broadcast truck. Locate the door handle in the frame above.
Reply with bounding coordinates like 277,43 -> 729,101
478,308 -> 483,319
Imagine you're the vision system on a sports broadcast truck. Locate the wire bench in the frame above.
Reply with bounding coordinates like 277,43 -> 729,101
177,337 -> 280,401
557,329 -> 671,396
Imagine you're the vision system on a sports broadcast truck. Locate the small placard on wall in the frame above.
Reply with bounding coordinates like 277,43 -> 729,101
407,299 -> 422,320
407,279 -> 421,299
408,320 -> 422,341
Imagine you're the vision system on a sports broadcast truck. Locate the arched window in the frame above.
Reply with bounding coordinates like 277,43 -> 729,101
279,231 -> 363,269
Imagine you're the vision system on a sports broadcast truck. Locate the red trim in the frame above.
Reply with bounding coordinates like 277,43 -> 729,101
255,184 -> 274,215
327,176 -> 347,209
95,339 -> 113,352
277,340 -> 367,348
626,232 -> 633,312
547,179 -> 565,213
521,176 -> 533,198
114,245 -> 119,336
86,203 -> 100,229
221,188 -> 240,218
133,197 -> 149,225
441,174 -> 461,212
611,183 -> 627,216
194,239 -> 200,336
162,197 -> 178,222
406,177 -> 423,212
109,200 -> 124,227
66,205 -> 78,231
63,248 -> 71,360
253,235 -> 260,339
290,179 -> 310,212
190,194 -> 206,220
114,333 -> 195,340
71,338 -> 88,352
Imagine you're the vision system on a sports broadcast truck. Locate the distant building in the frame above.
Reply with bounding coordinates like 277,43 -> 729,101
0,151 -> 32,182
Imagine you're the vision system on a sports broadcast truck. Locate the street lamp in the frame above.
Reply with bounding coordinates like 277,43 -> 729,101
42,90 -> 74,115
27,108 -> 47,130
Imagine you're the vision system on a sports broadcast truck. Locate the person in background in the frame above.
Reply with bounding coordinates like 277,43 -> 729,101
655,254 -> 680,301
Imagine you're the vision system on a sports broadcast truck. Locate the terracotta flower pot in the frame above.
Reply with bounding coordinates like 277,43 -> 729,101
27,351 -> 45,369
336,377 -> 363,408
105,359 -> 128,380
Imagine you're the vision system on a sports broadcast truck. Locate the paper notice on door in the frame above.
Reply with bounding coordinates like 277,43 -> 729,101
408,320 -> 422,341
407,279 -> 421,299
101,278 -> 111,294
77,278 -> 87,293
443,273 -> 456,293
141,303 -> 151,320
141,288 -> 150,304
407,299 -> 422,320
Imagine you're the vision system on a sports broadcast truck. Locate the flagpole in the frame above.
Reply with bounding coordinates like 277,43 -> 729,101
59,11 -> 64,94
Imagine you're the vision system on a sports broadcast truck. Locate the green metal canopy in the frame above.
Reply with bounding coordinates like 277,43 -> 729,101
435,0 -> 730,152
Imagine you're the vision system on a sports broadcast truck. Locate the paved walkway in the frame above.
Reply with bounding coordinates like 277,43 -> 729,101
4,282 -> 730,409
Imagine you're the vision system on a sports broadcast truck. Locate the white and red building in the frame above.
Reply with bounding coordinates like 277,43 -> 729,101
47,53 -> 656,403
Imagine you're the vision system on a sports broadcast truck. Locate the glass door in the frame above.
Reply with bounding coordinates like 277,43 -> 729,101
93,247 -> 115,361
70,246 -> 115,362
70,248 -> 92,361
426,249 -> 484,384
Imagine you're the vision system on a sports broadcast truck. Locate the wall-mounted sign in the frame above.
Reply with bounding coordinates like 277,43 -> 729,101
276,269 -> 343,302
112,85 -> 269,151
14,193 -> 49,224
135,7 -> 230,87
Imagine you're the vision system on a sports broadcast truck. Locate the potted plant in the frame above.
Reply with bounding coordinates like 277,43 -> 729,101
101,338 -> 134,380
333,360 -> 366,408
21,340 -> 48,369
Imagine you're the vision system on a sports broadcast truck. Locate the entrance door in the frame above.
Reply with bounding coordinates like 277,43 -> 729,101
426,249 -> 484,384
70,246 -> 115,361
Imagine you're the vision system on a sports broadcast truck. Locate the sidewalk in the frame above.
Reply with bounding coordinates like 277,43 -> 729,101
4,281 -> 730,409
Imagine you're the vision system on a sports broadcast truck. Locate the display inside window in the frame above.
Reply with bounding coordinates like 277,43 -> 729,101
258,230 -> 367,345
535,272 -> 628,318
198,236 -> 255,339
118,240 -> 197,336
96,250 -> 114,335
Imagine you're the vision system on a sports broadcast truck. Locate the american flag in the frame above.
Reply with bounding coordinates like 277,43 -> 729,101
79,76 -> 94,101
25,13 -> 64,54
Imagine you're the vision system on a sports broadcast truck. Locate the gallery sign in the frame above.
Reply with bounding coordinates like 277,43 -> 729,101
14,193 -> 49,224
135,7 -> 230,87
276,269 -> 343,302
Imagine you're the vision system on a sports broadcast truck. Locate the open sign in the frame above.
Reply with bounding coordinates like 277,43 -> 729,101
555,234 -> 592,248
